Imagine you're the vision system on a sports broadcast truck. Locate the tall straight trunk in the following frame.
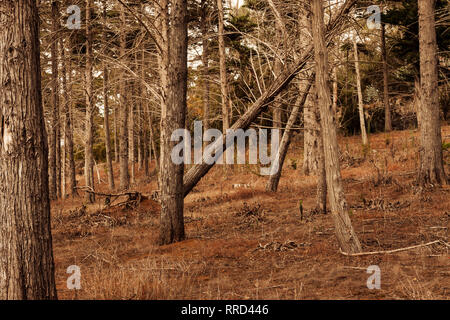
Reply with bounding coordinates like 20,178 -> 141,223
417,0 -> 447,186
84,0 -> 95,202
381,23 -> 392,132
159,0 -> 188,245
201,0 -> 210,131
103,1 -> 115,191
129,83 -> 135,185
49,0 -> 60,200
353,37 -> 368,146
315,88 -> 327,214
183,0 -> 358,196
60,36 -> 77,197
312,0 -> 361,253
119,5 -> 130,190
140,47 -> 150,177
114,103 -> 119,163
217,0 -> 231,131
266,79 -> 313,192
0,0 -> 57,299
147,104 -> 159,174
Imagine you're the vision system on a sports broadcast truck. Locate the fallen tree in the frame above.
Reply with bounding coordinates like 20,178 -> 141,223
183,0 -> 357,197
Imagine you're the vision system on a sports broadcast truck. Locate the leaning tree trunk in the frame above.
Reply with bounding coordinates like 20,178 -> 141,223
312,0 -> 361,253
217,0 -> 231,131
381,23 -> 392,132
84,0 -> 95,202
266,79 -> 313,192
0,0 -> 57,299
353,37 -> 368,146
417,0 -> 447,186
158,0 -> 188,245
182,0 -> 358,197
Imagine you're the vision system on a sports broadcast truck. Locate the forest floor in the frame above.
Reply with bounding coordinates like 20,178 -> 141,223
52,126 -> 450,300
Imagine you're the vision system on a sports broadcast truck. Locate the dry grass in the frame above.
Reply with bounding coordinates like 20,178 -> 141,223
53,126 -> 450,300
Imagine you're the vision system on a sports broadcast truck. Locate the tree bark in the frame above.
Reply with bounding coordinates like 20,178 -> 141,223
217,0 -> 231,131
84,0 -> 95,202
303,86 -> 321,176
103,1 -> 115,191
381,23 -> 392,132
49,0 -> 60,200
266,79 -> 313,192
201,0 -> 210,132
119,4 -> 130,190
312,0 -> 361,253
129,83 -> 136,185
353,37 -> 368,146
158,0 -> 188,245
60,35 -> 77,197
417,0 -> 447,186
0,0 -> 57,299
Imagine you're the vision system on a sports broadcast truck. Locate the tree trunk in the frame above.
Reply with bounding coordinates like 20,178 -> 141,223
183,0 -> 358,197
159,0 -> 188,245
353,37 -> 368,146
312,0 -> 361,253
201,0 -> 210,132
84,0 -> 95,202
417,0 -> 448,186
60,35 -> 77,197
315,90 -> 327,214
129,84 -> 135,185
266,79 -> 313,192
303,87 -> 321,176
272,58 -> 283,130
114,103 -> 119,163
0,0 -> 57,299
217,0 -> 231,131
119,5 -> 130,190
141,48 -> 150,177
381,23 -> 392,132
49,0 -> 60,200
103,1 -> 115,191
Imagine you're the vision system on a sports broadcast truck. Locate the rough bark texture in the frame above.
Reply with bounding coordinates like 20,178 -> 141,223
159,0 -> 188,245
84,0 -> 95,202
103,1 -> 115,191
266,79 -> 313,192
119,5 -> 130,190
201,0 -> 210,132
303,86 -> 321,176
312,0 -> 361,253
49,0 -> 60,200
183,0 -> 357,197
60,35 -> 77,197
217,0 -> 231,131
353,38 -> 368,146
417,0 -> 447,186
129,84 -> 135,185
0,0 -> 57,299
381,23 -> 392,132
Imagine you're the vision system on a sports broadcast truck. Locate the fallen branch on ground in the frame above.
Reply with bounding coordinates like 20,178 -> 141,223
339,240 -> 448,256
